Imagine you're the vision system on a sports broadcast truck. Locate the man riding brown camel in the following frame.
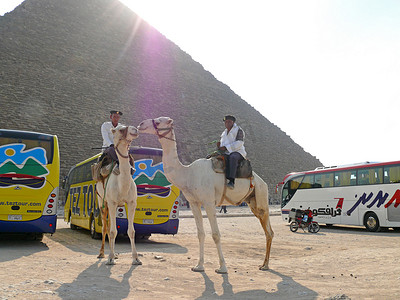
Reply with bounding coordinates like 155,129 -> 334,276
216,115 -> 246,189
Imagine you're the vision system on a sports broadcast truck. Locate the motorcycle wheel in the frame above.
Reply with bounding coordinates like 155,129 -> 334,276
308,222 -> 320,233
290,221 -> 299,232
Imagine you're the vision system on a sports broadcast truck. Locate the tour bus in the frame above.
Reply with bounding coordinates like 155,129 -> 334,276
279,160 -> 400,232
63,146 -> 180,238
0,129 -> 60,240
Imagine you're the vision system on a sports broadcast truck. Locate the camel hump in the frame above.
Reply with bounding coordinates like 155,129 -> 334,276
210,155 -> 253,178
211,155 -> 225,173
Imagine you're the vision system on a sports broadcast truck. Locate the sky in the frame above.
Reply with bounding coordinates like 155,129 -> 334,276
1,0 -> 400,168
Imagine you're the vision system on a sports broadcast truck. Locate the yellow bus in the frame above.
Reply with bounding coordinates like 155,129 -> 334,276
63,147 -> 180,239
0,129 -> 60,240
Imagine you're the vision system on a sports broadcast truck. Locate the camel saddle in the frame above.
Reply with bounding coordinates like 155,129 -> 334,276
91,157 -> 120,182
210,154 -> 253,179
91,154 -> 134,182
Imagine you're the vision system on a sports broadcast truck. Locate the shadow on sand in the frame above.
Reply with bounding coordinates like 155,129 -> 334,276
196,269 -> 318,300
0,233 -> 49,262
49,227 -> 187,256
56,260 -> 137,299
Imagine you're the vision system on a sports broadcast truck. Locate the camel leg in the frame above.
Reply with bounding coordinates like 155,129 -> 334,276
204,203 -> 227,274
248,189 -> 274,270
97,204 -> 108,259
127,201 -> 142,265
106,203 -> 118,265
190,202 -> 205,272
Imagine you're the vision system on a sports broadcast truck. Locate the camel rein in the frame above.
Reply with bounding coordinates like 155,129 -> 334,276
152,119 -> 176,141
114,141 -> 129,158
114,127 -> 130,159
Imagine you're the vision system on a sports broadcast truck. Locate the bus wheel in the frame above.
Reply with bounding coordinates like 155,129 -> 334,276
69,215 -> 78,230
364,212 -> 380,232
26,233 -> 44,241
290,221 -> 299,232
35,233 -> 44,241
90,218 -> 101,239
136,234 -> 151,240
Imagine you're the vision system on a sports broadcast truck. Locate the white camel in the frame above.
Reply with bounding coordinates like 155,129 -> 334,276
95,125 -> 142,266
138,117 -> 273,273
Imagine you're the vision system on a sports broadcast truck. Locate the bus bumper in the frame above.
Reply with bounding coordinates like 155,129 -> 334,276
116,218 -> 179,235
0,215 -> 57,233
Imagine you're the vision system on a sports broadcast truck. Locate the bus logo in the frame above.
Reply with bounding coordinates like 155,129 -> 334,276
0,144 -> 49,189
133,159 -> 171,197
347,190 -> 400,216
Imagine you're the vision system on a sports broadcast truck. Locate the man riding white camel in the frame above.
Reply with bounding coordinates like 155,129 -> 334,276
216,115 -> 246,189
99,110 -> 134,175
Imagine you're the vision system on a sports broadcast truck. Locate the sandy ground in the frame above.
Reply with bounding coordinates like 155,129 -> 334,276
1,207 -> 400,300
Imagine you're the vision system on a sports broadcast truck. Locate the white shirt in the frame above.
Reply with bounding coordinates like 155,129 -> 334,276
220,123 -> 247,158
101,121 -> 120,148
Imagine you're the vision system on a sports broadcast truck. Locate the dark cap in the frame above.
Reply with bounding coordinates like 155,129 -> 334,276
223,115 -> 236,122
110,110 -> 123,116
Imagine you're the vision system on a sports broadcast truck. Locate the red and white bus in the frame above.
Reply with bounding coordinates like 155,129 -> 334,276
279,161 -> 400,231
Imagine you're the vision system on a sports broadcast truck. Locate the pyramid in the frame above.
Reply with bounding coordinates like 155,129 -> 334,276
0,0 -> 322,202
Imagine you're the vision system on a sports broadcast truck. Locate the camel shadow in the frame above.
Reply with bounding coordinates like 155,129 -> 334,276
56,260 -> 136,299
48,227 -> 187,255
0,233 -> 49,262
197,269 -> 318,300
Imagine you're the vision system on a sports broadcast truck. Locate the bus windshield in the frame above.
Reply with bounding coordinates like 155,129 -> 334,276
0,131 -> 54,165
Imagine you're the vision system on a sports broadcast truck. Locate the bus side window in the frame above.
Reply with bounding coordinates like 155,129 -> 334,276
299,175 -> 314,189
316,173 -> 333,188
335,170 -> 357,187
83,163 -> 92,182
384,165 -> 400,184
314,174 -> 322,188
350,171 -> 357,185
358,167 -> 383,185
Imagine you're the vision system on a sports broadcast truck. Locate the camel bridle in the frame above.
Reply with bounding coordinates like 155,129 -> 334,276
152,119 -> 176,141
114,126 -> 136,159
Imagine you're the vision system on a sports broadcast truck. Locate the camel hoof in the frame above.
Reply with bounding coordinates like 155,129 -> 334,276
259,265 -> 269,271
215,267 -> 228,274
132,259 -> 142,265
106,259 -> 116,265
191,266 -> 205,272
97,254 -> 105,258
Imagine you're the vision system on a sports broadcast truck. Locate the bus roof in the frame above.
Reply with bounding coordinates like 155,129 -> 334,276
0,129 -> 55,140
74,146 -> 164,168
281,160 -> 400,183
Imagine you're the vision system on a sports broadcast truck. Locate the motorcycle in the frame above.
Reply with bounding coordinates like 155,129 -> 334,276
288,208 -> 320,233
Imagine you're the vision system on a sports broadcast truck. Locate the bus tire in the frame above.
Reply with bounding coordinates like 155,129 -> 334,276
35,233 -> 44,241
90,217 -> 101,239
136,234 -> 151,240
364,212 -> 380,232
69,214 -> 78,230
290,221 -> 299,232
26,233 -> 44,241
